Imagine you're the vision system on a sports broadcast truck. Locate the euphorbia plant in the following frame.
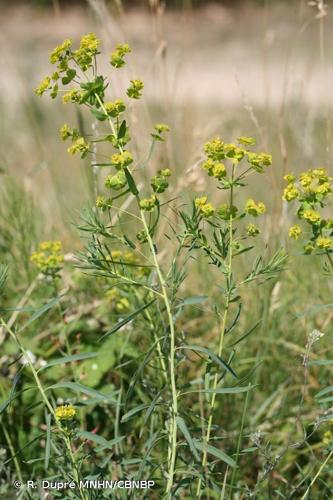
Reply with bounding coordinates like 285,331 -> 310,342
35,33 -> 286,498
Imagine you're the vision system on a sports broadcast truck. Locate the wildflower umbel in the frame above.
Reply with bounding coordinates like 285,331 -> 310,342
30,241 -> 64,277
283,168 -> 333,256
55,405 -> 76,421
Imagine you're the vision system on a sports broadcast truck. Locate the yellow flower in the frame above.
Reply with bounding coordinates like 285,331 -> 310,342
302,209 -> 321,223
300,172 -> 313,187
195,196 -> 208,208
247,223 -> 260,237
116,298 -> 130,312
30,241 -> 64,275
288,225 -> 302,240
245,199 -> 266,216
204,138 -> 225,161
195,197 -> 214,217
67,137 -> 89,157
316,182 -> 331,196
35,76 -> 51,96
154,123 -> 170,134
63,89 -> 82,104
282,184 -> 299,202
74,33 -> 101,70
283,174 -> 296,184
127,79 -> 144,99
50,39 -> 72,64
313,168 -> 329,182
106,288 -> 118,301
55,405 -> 76,421
140,195 -> 158,211
212,163 -> 226,179
323,430 -> 333,446
110,43 -> 131,68
111,151 -> 133,169
96,196 -> 112,211
238,136 -> 256,146
316,237 -> 332,250
59,124 -> 71,141
200,203 -> 215,218
104,99 -> 126,118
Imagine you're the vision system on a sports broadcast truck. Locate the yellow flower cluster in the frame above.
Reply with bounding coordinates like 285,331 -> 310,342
110,43 -> 131,68
316,237 -> 332,250
35,76 -> 51,96
140,195 -> 158,212
67,137 -> 90,158
30,241 -> 64,276
202,159 -> 226,180
245,199 -> 266,217
95,196 -> 112,211
63,89 -> 84,104
152,123 -> 170,141
50,38 -> 72,65
195,196 -> 215,218
288,225 -> 302,240
104,99 -> 126,118
302,209 -> 321,223
284,168 -> 333,254
282,184 -> 299,201
111,151 -> 133,170
74,33 -> 101,71
202,136 -> 272,184
283,168 -> 332,202
247,223 -> 260,237
127,79 -> 144,99
55,405 -> 76,421
105,171 -> 127,191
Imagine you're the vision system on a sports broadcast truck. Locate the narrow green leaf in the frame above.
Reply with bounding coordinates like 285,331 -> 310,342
99,298 -> 156,341
47,382 -> 115,402
176,416 -> 199,461
175,296 -> 208,309
315,386 -> 333,398
178,345 -> 237,379
121,403 -> 149,423
118,120 -> 127,139
0,373 -> 21,415
310,360 -> 333,367
124,167 -> 139,196
77,431 -> 125,451
38,352 -> 99,372
191,386 -> 255,395
18,295 -> 64,332
44,413 -> 51,470
194,441 -> 236,468
91,107 -> 107,121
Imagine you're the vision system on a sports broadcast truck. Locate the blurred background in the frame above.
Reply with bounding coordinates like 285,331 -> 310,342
0,0 -> 330,245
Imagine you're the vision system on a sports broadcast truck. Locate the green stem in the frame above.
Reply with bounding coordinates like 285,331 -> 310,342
139,209 -> 178,497
95,92 -> 178,495
196,167 -> 235,498
1,420 -> 23,483
2,320 -> 87,500
229,384 -> 250,496
300,449 -> 333,500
